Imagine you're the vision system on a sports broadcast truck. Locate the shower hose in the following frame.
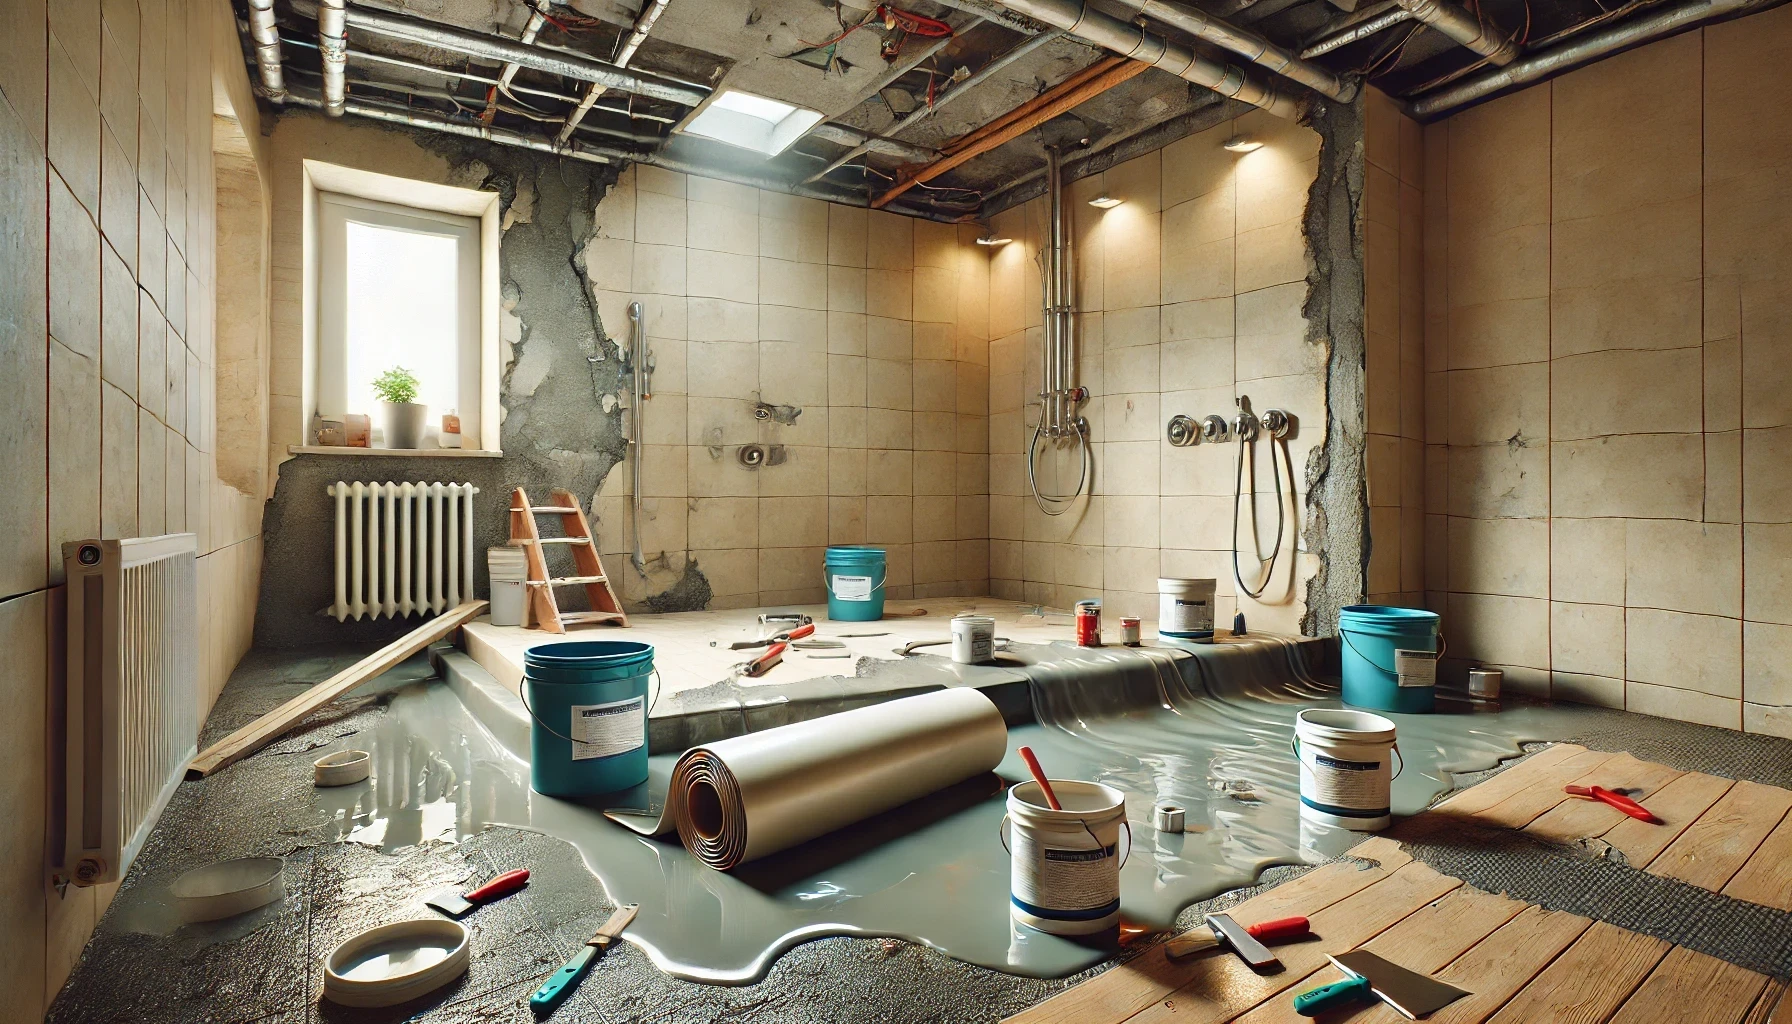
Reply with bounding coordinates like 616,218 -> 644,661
1026,414 -> 1093,516
1232,432 -> 1294,600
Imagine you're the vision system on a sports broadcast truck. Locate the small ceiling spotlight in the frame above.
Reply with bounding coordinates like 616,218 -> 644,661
975,234 -> 1012,246
1087,192 -> 1123,209
1224,136 -> 1263,153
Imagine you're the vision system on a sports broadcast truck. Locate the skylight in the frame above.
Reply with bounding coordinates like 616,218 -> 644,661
682,89 -> 826,157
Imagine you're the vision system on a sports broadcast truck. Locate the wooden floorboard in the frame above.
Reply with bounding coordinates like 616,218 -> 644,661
1724,812 -> 1792,910
1602,771 -> 1735,868
1471,747 -> 1621,830
1229,886 -> 1527,1024
1524,753 -> 1686,844
1606,946 -> 1770,1024
1744,982 -> 1787,1024
1432,744 -> 1586,817
1000,839 -> 1416,1024
1373,906 -> 1595,1024
1120,861 -> 1463,1024
1483,921 -> 1670,1024
1646,780 -> 1792,889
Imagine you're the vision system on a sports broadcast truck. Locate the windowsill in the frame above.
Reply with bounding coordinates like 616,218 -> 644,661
288,445 -> 503,458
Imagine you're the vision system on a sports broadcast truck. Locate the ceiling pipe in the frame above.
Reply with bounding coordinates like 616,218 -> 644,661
1301,5 -> 1413,57
483,0 -> 553,121
803,29 -> 1064,184
927,0 -> 1052,36
1408,0 -> 1782,119
318,0 -> 347,116
1106,0 -> 1357,100
245,0 -> 286,100
1394,0 -> 1518,65
289,1 -> 710,107
555,0 -> 672,145
984,0 -> 1305,118
809,123 -> 938,163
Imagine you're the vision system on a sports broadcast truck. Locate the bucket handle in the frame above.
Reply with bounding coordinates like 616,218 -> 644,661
999,814 -> 1133,870
1338,627 -> 1447,676
824,568 -> 887,597
1292,737 -> 1404,781
519,668 -> 662,747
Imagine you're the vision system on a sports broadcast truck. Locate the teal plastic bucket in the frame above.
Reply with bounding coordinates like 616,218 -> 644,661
521,641 -> 655,797
824,545 -> 886,621
1338,605 -> 1441,713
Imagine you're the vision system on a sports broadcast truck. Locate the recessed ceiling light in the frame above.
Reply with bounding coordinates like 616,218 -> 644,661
975,235 -> 1012,246
1087,193 -> 1122,209
682,89 -> 826,157
1224,136 -> 1263,153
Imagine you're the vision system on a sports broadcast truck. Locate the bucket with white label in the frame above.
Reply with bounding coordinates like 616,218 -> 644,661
1157,578 -> 1216,639
1294,708 -> 1400,831
487,547 -> 529,627
951,614 -> 996,664
824,545 -> 886,622
1003,780 -> 1129,935
521,641 -> 656,797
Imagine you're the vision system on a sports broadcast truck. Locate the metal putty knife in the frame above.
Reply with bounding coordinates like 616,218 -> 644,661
426,868 -> 529,918
530,904 -> 639,1015
1294,950 -> 1470,1019
1165,914 -> 1309,963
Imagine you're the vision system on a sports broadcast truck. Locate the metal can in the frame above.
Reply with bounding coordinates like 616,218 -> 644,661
1468,667 -> 1502,704
1075,600 -> 1101,647
1120,616 -> 1141,646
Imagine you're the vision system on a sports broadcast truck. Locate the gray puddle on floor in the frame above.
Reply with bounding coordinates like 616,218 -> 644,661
306,636 -> 1594,984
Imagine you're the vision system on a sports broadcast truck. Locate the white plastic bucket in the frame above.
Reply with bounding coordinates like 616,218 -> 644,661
1294,708 -> 1401,831
488,547 -> 529,627
1004,780 -> 1129,935
1157,577 -> 1216,638
951,615 -> 996,664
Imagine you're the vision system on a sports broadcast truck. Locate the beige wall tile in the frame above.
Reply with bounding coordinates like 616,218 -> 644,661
0,592 -> 47,1017
1551,348 -> 1701,440
1627,680 -> 1740,730
1627,607 -> 1741,697
1550,516 -> 1624,605
1625,519 -> 1741,617
1744,702 -> 1792,739
1448,362 -> 1546,446
1745,524 -> 1792,624
1743,426 -> 1792,523
1447,516 -> 1548,598
1552,601 -> 1625,678
1553,672 -> 1625,709
1551,434 -> 1703,520
1744,620 -> 1792,706
1448,591 -> 1549,668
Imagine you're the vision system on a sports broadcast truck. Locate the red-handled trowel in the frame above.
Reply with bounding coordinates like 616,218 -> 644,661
427,868 -> 530,918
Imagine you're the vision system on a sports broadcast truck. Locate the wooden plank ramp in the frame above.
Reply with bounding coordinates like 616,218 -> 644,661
1006,744 -> 1792,1024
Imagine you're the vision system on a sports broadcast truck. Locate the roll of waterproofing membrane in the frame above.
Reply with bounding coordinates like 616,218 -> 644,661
606,688 -> 1008,870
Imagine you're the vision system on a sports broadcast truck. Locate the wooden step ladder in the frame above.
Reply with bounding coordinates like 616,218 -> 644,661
508,487 -> 629,633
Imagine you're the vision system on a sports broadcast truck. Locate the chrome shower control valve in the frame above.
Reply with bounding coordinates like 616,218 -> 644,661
1200,415 -> 1230,443
1167,415 -> 1198,447
1262,408 -> 1292,439
1232,411 -> 1260,442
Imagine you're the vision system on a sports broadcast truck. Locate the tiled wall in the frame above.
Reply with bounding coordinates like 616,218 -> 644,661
1421,7 -> 1792,737
0,0 -> 268,1014
262,118 -> 995,608
987,111 -> 1326,632
1363,89 -> 1428,607
587,166 -> 993,607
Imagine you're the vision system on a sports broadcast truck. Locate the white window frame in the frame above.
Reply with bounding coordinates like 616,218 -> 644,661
300,159 -> 502,454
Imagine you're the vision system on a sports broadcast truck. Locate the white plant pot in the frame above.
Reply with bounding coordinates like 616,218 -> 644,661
381,401 -> 428,449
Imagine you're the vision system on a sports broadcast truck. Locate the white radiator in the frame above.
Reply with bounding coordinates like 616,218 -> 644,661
57,533 -> 199,887
329,481 -> 480,621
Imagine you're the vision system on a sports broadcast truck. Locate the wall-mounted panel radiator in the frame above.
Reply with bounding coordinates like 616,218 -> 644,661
58,533 -> 199,887
329,481 -> 480,621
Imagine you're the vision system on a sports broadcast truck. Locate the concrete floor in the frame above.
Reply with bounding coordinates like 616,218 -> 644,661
47,644 -> 1792,1024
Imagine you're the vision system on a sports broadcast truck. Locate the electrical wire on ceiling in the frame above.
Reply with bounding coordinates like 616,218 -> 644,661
800,3 -> 954,71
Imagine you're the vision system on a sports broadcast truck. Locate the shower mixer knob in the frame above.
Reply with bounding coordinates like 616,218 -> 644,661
1262,408 -> 1291,439
1232,411 -> 1260,442
1166,415 -> 1197,447
1200,415 -> 1230,443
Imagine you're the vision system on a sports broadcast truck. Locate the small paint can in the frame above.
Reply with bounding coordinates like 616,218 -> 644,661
1075,600 -> 1101,647
1468,667 -> 1502,704
1120,617 -> 1141,646
951,614 -> 996,664
1157,578 -> 1216,639
1153,803 -> 1184,833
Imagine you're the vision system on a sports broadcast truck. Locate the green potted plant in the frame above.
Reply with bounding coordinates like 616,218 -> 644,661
371,366 -> 427,449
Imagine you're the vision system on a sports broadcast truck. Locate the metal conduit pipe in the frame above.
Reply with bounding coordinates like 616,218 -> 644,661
928,0 -> 1052,36
555,0 -> 672,145
1408,0 -> 1778,119
989,0 -> 1305,118
1395,0 -> 1519,64
283,90 -> 612,162
1109,0 -> 1356,100
493,0 -> 553,105
808,123 -> 938,164
1301,6 -> 1414,57
288,1 -> 710,107
318,0 -> 347,116
803,29 -> 1064,185
246,0 -> 286,100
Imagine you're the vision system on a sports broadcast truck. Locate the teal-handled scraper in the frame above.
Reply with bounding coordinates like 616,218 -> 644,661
530,904 -> 639,1016
1294,950 -> 1469,1019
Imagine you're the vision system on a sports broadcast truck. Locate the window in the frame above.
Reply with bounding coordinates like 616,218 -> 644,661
300,161 -> 501,455
681,89 -> 825,157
